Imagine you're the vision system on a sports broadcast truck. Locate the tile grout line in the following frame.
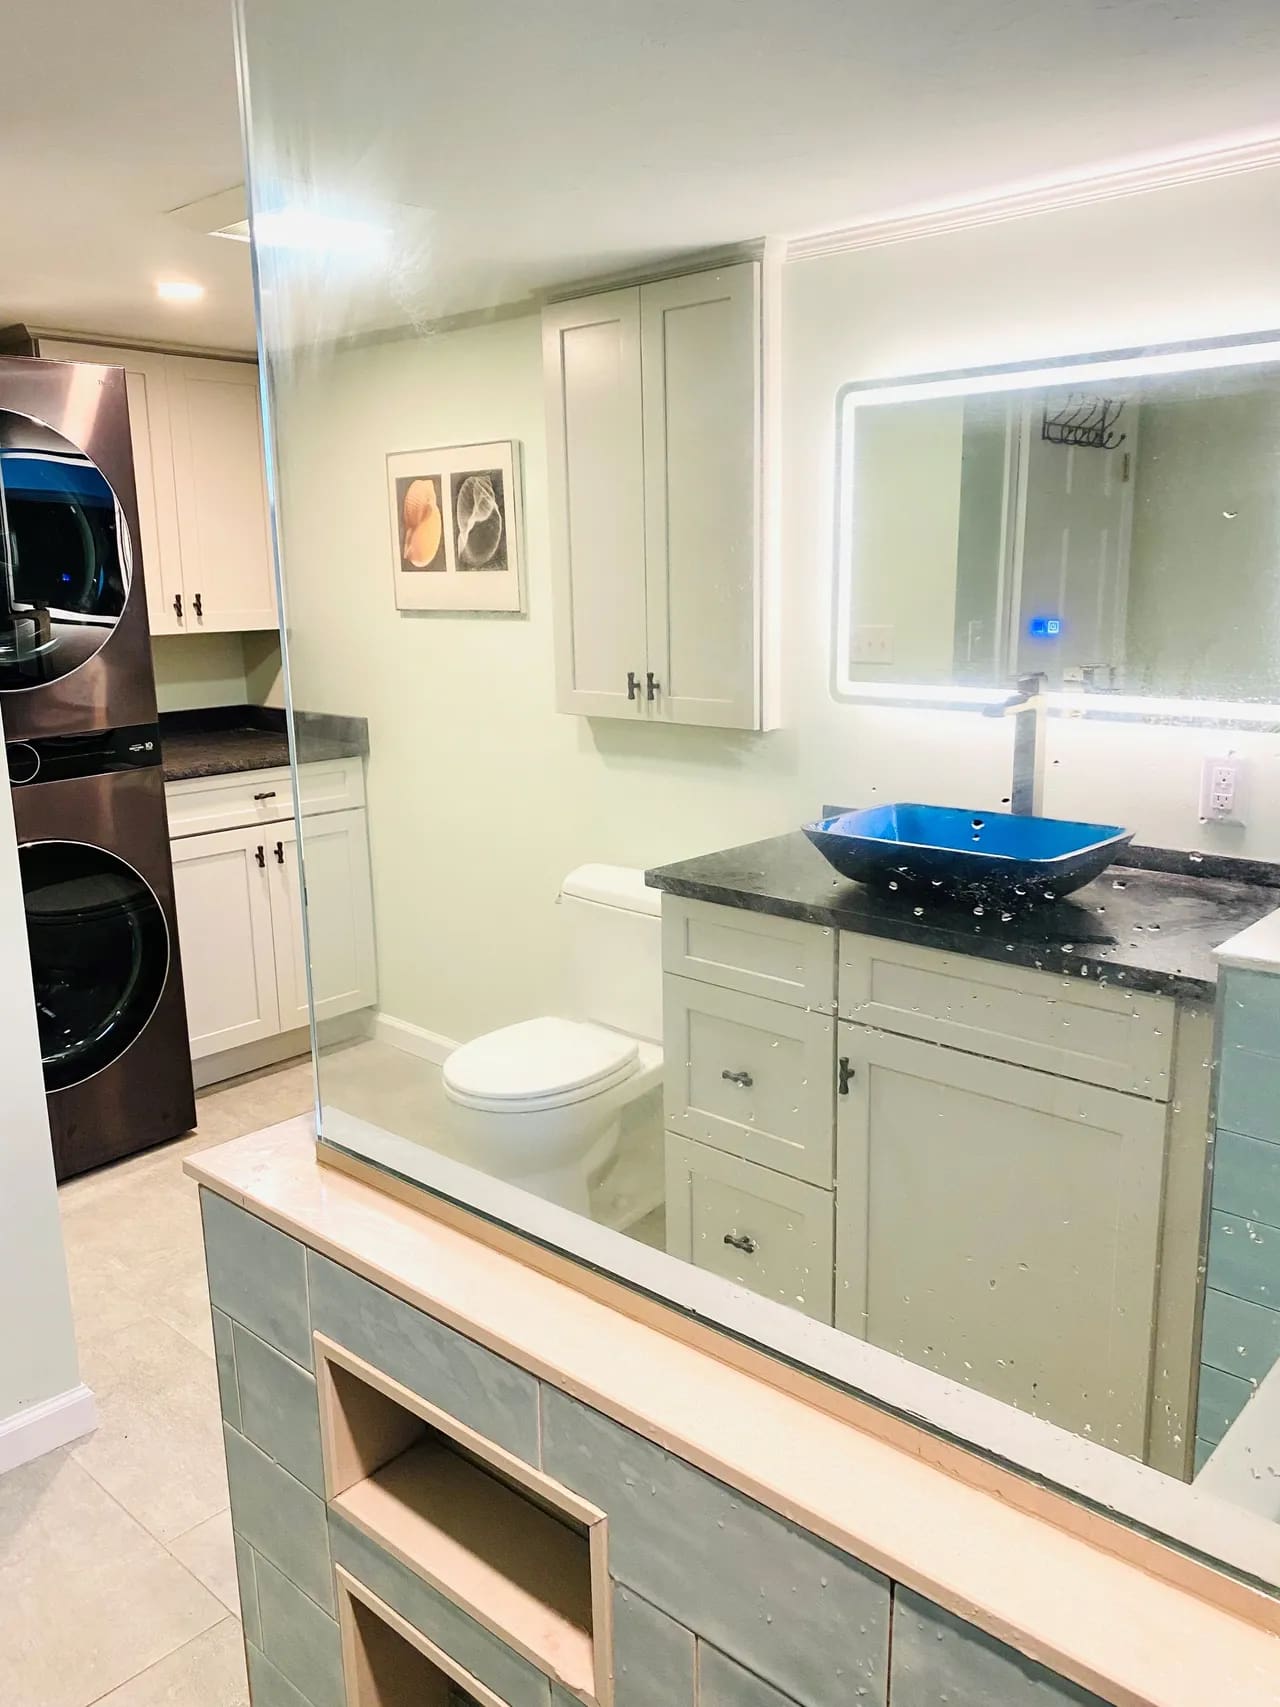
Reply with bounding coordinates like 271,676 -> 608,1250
79,1614 -> 243,1707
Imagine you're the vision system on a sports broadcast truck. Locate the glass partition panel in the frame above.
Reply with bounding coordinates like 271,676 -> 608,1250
235,0 -> 1280,1593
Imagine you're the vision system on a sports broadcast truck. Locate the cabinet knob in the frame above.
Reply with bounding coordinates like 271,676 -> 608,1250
646,671 -> 661,700
626,671 -> 641,701
255,845 -> 266,868
173,593 -> 183,621
721,1069 -> 754,1088
274,840 -> 285,865
193,591 -> 204,619
723,1232 -> 758,1254
838,1055 -> 854,1095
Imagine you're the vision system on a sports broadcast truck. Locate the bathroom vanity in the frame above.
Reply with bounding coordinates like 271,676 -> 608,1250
648,833 -> 1280,1474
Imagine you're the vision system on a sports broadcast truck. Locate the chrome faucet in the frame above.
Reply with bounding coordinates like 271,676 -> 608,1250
983,672 -> 1048,817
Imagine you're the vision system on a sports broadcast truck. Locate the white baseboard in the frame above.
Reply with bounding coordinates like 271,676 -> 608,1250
0,1383 -> 97,1476
373,1012 -> 459,1065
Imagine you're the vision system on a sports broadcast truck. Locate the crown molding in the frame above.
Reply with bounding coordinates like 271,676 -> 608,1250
786,135 -> 1280,263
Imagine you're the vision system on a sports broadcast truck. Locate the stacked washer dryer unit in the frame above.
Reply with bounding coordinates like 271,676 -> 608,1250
0,354 -> 195,1179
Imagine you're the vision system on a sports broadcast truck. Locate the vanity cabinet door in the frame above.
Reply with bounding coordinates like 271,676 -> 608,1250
666,1134 -> 834,1323
543,287 -> 648,718
171,825 -> 281,1057
664,975 -> 836,1187
640,262 -> 762,729
269,811 -> 377,1029
834,1023 -> 1167,1458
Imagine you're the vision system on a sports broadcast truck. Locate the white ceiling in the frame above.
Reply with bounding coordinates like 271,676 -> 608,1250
3,1 -> 1279,353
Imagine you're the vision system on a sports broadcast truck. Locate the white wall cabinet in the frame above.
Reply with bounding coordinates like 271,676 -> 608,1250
543,261 -> 769,729
33,339 -> 276,636
168,762 -> 376,1072
659,894 -> 1202,1464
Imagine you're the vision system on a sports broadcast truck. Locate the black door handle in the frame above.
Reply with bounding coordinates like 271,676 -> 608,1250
721,1069 -> 754,1088
193,591 -> 204,618
838,1055 -> 854,1095
723,1232 -> 758,1254
646,671 -> 660,700
626,671 -> 640,701
173,593 -> 183,621
255,845 -> 265,868
274,840 -> 285,865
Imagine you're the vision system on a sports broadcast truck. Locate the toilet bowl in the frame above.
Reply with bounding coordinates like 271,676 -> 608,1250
441,865 -> 664,1213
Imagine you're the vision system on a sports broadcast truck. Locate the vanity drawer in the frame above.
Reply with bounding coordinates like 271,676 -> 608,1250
166,756 -> 365,838
662,896 -> 836,1010
838,931 -> 1174,1097
663,974 -> 835,1186
665,1134 -> 834,1323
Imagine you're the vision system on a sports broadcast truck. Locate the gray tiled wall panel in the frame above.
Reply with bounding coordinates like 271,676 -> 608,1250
1221,969 -> 1280,1058
701,1643 -> 802,1706
201,1190 -> 313,1368
540,1386 -> 889,1707
1213,1129 -> 1280,1227
307,1251 -> 540,1463
233,1321 -> 325,1494
256,1554 -> 345,1707
1216,1047 -> 1280,1147
890,1590 -> 1108,1706
234,1533 -> 262,1648
329,1509 -> 552,1707
613,1584 -> 696,1707
1200,1287 -> 1280,1385
212,1308 -> 241,1430
1207,1211 -> 1280,1308
1197,1364 -> 1253,1445
246,1643 -> 314,1707
223,1424 -> 333,1613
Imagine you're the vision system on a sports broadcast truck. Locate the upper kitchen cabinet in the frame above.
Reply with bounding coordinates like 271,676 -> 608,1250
543,260 -> 774,730
31,340 -> 278,637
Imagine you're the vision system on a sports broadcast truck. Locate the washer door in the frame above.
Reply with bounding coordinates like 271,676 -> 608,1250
0,410 -> 131,690
20,842 -> 168,1092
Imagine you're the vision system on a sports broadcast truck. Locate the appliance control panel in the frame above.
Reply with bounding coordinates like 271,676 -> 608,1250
5,723 -> 162,787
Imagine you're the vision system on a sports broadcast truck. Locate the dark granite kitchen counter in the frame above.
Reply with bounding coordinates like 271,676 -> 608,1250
159,706 -> 368,782
646,832 -> 1280,1001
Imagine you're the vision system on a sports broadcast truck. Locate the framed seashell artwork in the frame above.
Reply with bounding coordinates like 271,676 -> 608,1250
387,439 -> 525,613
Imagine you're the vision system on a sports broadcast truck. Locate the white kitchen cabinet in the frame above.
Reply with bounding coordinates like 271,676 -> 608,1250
543,261 -> 768,729
170,825 -> 281,1057
833,1023 -> 1167,1458
167,770 -> 376,1070
31,339 -> 276,636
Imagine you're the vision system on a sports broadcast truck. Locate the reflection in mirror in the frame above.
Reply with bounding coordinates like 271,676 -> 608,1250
838,346 -> 1280,705
235,0 -> 1280,1596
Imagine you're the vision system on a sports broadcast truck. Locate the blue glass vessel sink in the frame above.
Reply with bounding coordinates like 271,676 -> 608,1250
803,803 -> 1132,902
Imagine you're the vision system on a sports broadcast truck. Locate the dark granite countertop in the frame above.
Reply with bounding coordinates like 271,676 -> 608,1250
646,832 -> 1280,1001
159,706 -> 367,782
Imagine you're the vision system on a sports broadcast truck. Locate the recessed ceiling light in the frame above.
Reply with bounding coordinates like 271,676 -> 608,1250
156,279 -> 205,303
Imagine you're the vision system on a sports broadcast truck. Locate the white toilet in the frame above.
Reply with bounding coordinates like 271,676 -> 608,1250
442,865 -> 663,1213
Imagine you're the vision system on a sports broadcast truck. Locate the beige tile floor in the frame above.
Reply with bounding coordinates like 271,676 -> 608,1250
1,1057 -> 315,1707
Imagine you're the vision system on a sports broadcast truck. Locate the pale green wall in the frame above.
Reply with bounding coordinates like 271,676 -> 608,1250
151,632 -> 284,712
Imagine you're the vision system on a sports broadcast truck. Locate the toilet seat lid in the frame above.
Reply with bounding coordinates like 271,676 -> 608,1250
443,1017 -> 639,1104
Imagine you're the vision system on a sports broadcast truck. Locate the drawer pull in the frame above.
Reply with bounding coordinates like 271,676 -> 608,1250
253,790 -> 277,801
721,1069 -> 754,1088
723,1232 -> 758,1254
838,1055 -> 855,1095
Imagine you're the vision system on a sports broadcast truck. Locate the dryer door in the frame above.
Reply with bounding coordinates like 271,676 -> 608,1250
0,410 -> 131,691
19,841 -> 169,1091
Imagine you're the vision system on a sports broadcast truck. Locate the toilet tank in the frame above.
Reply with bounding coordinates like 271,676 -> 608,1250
560,865 -> 663,1043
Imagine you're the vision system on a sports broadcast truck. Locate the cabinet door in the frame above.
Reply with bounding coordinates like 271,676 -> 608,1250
640,263 -> 761,729
664,975 -> 835,1187
834,1024 -> 1167,1457
543,288 -> 648,717
37,339 -> 185,635
269,810 -> 376,1029
170,826 -> 280,1057
666,1134 -> 834,1322
166,355 -> 277,631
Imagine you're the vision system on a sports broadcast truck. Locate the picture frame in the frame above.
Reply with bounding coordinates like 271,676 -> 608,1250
387,439 -> 525,613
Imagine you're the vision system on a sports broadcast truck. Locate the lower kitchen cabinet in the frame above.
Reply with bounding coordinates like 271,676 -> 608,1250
169,769 -> 376,1066
665,1133 -> 835,1322
834,1025 -> 1167,1457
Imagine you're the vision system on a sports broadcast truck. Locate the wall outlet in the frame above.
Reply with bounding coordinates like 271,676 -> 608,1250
852,624 -> 894,665
1200,754 -> 1245,824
